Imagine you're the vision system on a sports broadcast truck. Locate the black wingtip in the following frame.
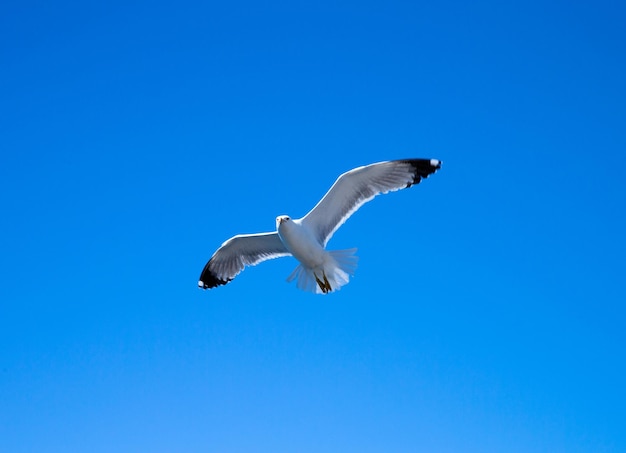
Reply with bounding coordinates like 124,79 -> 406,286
198,260 -> 231,290
401,158 -> 442,187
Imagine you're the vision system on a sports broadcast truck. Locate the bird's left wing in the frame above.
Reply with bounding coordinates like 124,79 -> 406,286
300,159 -> 441,246
198,232 -> 291,289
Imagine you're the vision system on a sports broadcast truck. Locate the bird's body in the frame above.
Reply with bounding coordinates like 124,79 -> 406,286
199,158 -> 441,294
277,217 -> 324,269
277,216 -> 357,293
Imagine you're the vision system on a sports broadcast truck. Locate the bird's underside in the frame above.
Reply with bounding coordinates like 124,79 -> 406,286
198,158 -> 441,294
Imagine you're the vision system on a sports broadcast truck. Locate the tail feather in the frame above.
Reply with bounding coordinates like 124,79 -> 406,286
286,248 -> 358,294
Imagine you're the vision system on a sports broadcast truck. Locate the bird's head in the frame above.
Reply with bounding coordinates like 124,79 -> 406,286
276,215 -> 291,229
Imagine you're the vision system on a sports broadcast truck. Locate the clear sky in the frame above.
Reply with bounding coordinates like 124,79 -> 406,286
1,0 -> 625,451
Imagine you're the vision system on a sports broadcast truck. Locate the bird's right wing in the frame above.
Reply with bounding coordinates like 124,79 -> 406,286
198,232 -> 291,289
301,159 -> 441,246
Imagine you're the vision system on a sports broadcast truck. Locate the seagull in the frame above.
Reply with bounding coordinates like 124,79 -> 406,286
198,158 -> 441,294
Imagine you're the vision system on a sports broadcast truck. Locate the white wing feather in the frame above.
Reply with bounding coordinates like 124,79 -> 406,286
198,232 -> 291,288
300,159 -> 441,246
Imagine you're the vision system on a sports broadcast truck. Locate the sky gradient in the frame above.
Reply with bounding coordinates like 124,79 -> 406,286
1,0 -> 625,451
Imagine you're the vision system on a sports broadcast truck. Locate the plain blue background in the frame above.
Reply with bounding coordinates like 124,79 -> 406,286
1,0 -> 625,451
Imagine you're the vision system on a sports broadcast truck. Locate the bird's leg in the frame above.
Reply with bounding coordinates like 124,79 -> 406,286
314,273 -> 328,293
322,271 -> 332,292
314,272 -> 330,294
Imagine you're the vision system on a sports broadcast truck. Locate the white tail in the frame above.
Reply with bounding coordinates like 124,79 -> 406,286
286,248 -> 358,294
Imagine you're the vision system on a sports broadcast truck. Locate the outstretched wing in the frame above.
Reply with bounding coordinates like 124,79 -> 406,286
300,158 -> 441,246
198,232 -> 291,289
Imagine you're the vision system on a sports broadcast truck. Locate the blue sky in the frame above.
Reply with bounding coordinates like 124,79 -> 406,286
1,0 -> 625,451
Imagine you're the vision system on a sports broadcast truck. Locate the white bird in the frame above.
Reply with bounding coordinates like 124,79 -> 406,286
198,158 -> 441,294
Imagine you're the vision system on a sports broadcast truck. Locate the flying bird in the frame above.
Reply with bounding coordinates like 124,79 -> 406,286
199,158 -> 441,294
